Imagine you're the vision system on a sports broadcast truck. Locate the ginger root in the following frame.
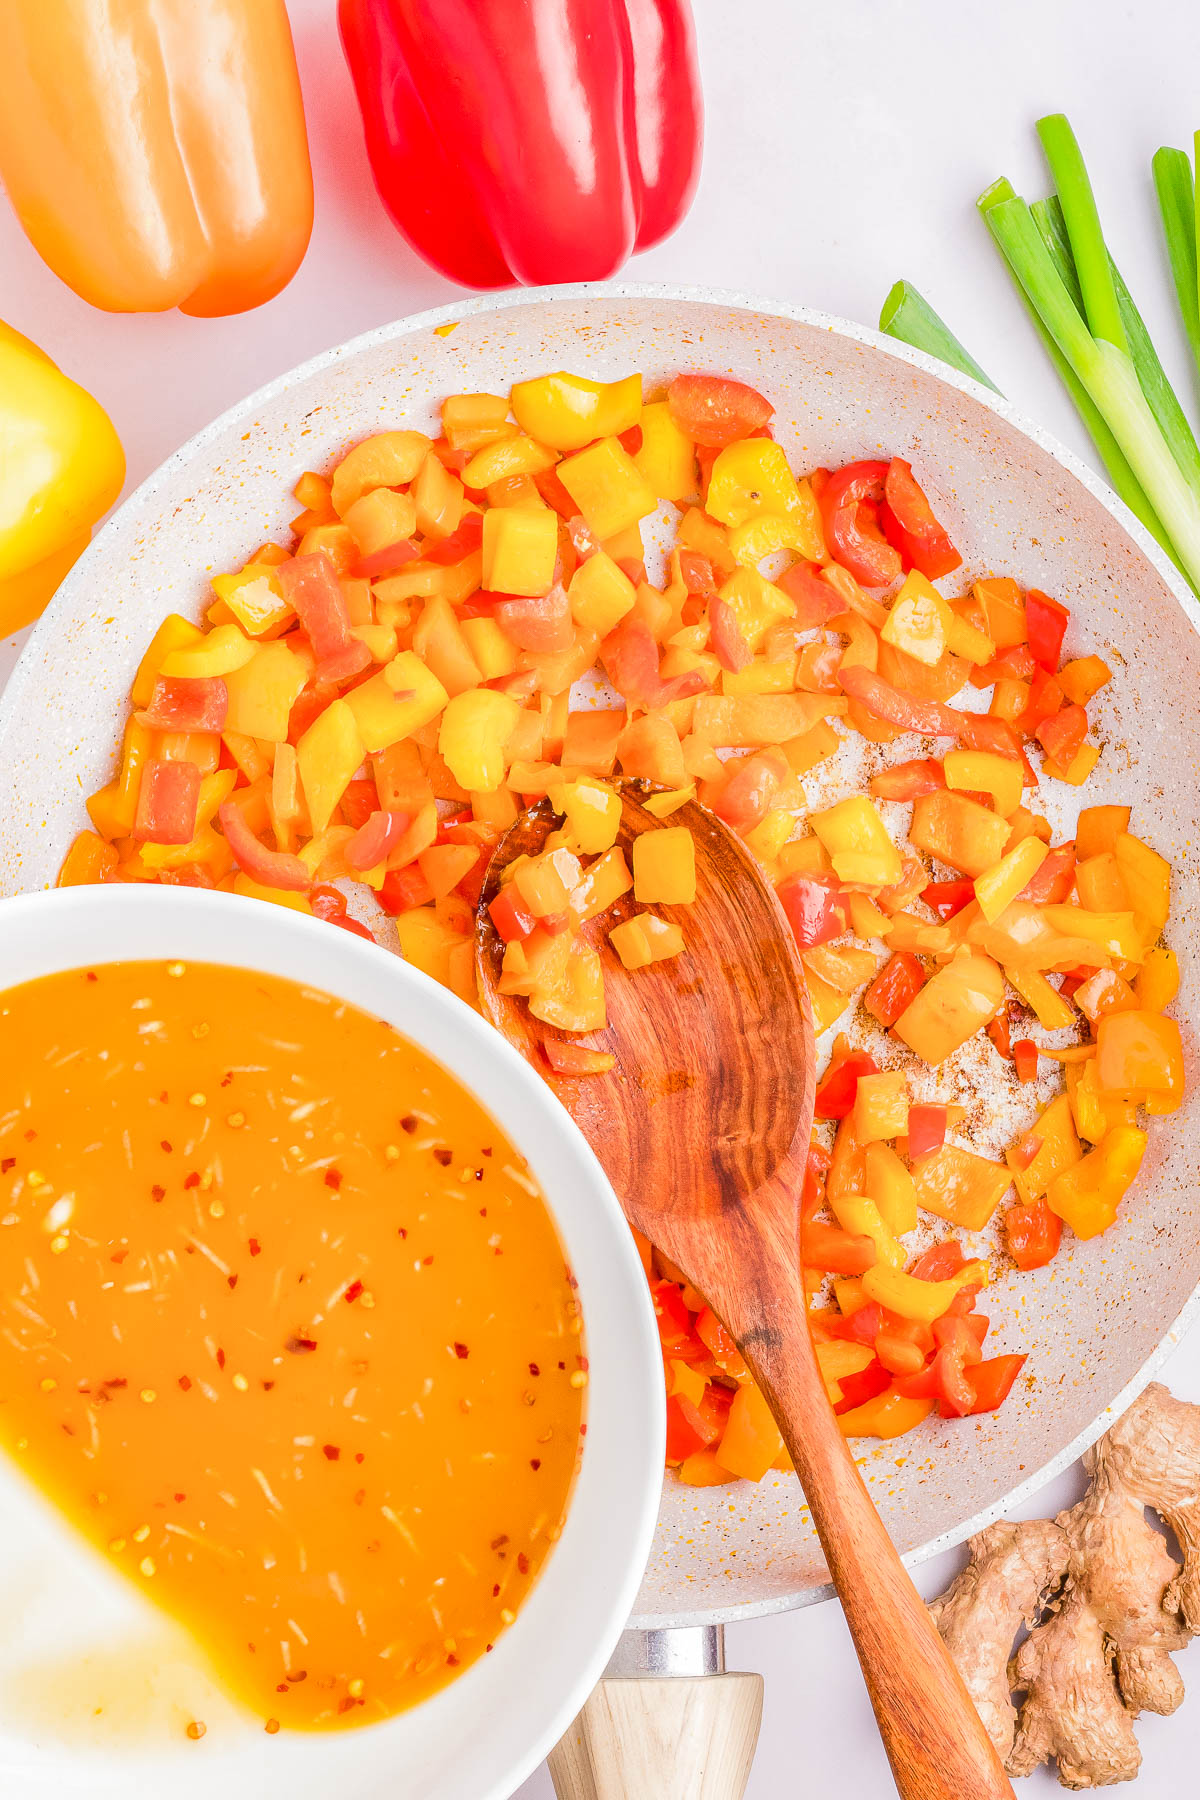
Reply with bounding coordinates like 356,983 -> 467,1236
930,1383 -> 1200,1787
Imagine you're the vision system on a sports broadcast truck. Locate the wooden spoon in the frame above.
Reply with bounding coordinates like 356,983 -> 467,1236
476,782 -> 1014,1800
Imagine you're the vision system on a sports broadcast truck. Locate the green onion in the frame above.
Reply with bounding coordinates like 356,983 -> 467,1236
878,281 -> 999,391
1153,144 -> 1200,379
977,122 -> 1200,593
1031,195 -> 1200,496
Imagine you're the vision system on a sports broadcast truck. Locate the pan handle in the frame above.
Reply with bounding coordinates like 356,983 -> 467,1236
547,1627 -> 763,1800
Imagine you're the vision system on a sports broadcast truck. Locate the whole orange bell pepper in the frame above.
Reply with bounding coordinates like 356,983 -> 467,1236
0,1 -> 313,315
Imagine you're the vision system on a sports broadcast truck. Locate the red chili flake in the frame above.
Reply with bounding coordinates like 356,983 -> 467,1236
324,1169 -> 342,1190
275,1683 -> 288,1694
102,1377 -> 127,1390
485,1643 -> 494,1654
397,1227 -> 407,1240
262,1380 -> 275,1392
184,1244 -> 196,1254
474,1169 -> 484,1181
453,1342 -> 469,1359
343,1279 -> 364,1304
248,1238 -> 262,1257
354,1451 -> 364,1463
400,1115 -> 418,1134
227,1274 -> 238,1291
61,1423 -> 75,1437
432,1147 -> 453,1166
530,1459 -> 541,1472
337,1698 -> 358,1715
579,1423 -> 588,1436
174,1492 -> 186,1502
220,1072 -> 234,1088
161,1140 -> 173,1153
577,1356 -> 589,1372
528,1363 -> 540,1377
517,1552 -> 530,1575
216,1348 -> 226,1370
159,1090 -> 169,1105
183,1171 -> 200,1190
178,1376 -> 192,1391
0,1158 -> 14,1173
85,972 -> 98,983
353,1488 -> 366,1505
557,1361 -> 566,1371
285,1334 -> 317,1354
479,1207 -> 487,1218
322,1444 -> 340,1461
491,1534 -> 509,1550
422,1255 -> 434,1266
492,1583 -> 501,1597
566,1268 -> 579,1290
446,1653 -> 460,1666
111,1249 -> 129,1264
481,1146 -> 493,1157
150,1185 -> 166,1202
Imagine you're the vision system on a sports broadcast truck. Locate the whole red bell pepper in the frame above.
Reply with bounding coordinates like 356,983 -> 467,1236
339,0 -> 702,289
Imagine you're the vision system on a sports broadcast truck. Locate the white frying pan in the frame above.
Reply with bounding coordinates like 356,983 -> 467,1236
0,286 -> 1197,1796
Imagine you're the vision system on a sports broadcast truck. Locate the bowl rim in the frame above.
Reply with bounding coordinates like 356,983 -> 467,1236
0,883 -> 665,1796
8,280 -> 1200,1632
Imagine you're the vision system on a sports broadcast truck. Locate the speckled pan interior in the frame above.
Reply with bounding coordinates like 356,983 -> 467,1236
1,285 -> 1196,1632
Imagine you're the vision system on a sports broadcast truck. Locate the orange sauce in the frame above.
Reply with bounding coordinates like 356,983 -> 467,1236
0,961 -> 584,1730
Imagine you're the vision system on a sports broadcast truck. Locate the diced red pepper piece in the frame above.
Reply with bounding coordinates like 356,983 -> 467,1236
1018,843 -> 1076,904
278,552 -> 356,664
488,884 -> 538,944
896,1313 -> 982,1418
533,467 -> 582,519
379,864 -> 435,914
969,644 -> 1037,688
425,512 -> 485,565
695,1307 -> 749,1382
341,778 -> 380,830
666,374 -> 774,448
814,1048 -> 880,1120
677,550 -> 717,597
776,871 -> 849,950
800,1219 -> 877,1276
1004,1197 -> 1062,1271
921,877 -> 975,920
869,758 -> 946,801
137,675 -> 228,734
986,1008 -> 1012,1061
352,538 -> 419,579
906,1103 -> 947,1159
709,598 -> 753,672
908,1240 -> 967,1282
1012,1039 -> 1039,1084
496,586 -> 574,653
544,1040 -> 616,1076
776,559 -> 839,629
315,638 -> 373,685
963,1353 -> 1027,1414
160,862 -> 215,889
800,1142 -> 831,1223
707,748 -> 787,833
1016,666 -> 1064,737
863,951 -> 925,1028
345,809 -> 412,872
819,460 -> 903,588
833,1358 -> 892,1415
219,801 -> 310,892
652,1279 -> 692,1349
1025,590 -> 1069,672
601,616 -> 707,709
822,1301 -> 885,1346
877,458 -> 962,580
133,758 -> 201,845
1037,703 -> 1088,767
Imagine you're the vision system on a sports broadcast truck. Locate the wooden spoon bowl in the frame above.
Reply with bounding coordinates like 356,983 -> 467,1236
477,780 -> 1014,1800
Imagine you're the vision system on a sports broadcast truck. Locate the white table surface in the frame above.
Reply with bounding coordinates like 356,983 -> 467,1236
2,1 -> 1199,1792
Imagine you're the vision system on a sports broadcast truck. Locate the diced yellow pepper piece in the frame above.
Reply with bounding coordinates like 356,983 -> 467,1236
1077,805 -> 1131,859
481,504 -> 558,597
643,784 -> 696,819
973,837 -> 1048,925
558,437 -> 658,539
1043,742 -> 1101,786
631,827 -> 696,904
676,507 -> 737,579
331,432 -> 430,516
1007,1092 -> 1081,1202
716,567 -> 794,652
342,486 -> 417,556
553,779 -> 622,854
633,400 -> 697,503
853,1071 -> 910,1143
1076,852 -> 1130,913
1046,1125 -> 1147,1239
1039,905 -> 1144,964
864,1141 -> 918,1236
910,791 -> 1011,877
568,552 -> 637,637
412,594 -> 483,698
743,806 -> 795,864
570,846 -> 633,922
1136,946 -> 1179,1013
233,874 -> 312,914
223,642 -> 309,742
829,1193 -> 906,1268
212,564 -> 294,637
945,613 -> 996,663
862,1260 -> 989,1324
441,393 -> 511,452
434,688 -> 520,795
296,699 -> 363,836
58,829 -> 118,887
460,615 -> 519,682
131,614 -> 206,706
803,966 -> 852,1035
810,795 -> 903,889
893,953 -> 1004,1065
706,444 -> 822,562
609,912 -> 686,970
880,570 -> 952,667
395,908 -> 470,990
1059,654 -> 1112,706
910,1145 -> 1011,1231
837,1392 -> 934,1440
784,720 -> 840,775
715,1383 -> 783,1481
345,651 -> 450,753
944,749 -> 1022,817
1004,964 -> 1075,1030
729,513 -> 819,567
511,372 -> 642,452
1113,832 -> 1170,938
1095,1009 -> 1185,1112
160,622 -> 257,680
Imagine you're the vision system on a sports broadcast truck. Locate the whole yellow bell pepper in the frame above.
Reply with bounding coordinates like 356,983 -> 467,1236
0,322 -> 125,635
0,1 -> 313,316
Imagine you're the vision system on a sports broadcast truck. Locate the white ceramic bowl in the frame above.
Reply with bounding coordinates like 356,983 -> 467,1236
0,885 -> 664,1800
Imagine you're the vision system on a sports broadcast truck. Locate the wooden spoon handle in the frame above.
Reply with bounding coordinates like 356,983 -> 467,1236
548,1674 -> 764,1800
728,1262 -> 1015,1800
